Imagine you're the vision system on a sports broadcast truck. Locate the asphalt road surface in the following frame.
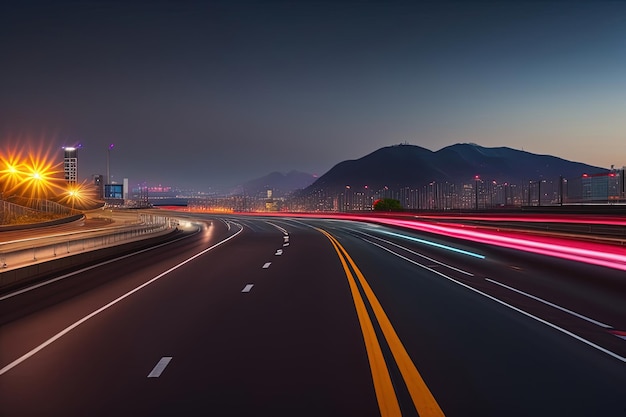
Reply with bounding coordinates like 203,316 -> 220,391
1,214 -> 625,416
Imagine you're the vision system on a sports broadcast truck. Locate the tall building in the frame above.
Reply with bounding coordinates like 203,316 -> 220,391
63,147 -> 78,184
93,175 -> 104,199
123,178 -> 129,201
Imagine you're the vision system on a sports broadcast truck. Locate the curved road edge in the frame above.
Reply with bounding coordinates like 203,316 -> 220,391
0,224 -> 191,295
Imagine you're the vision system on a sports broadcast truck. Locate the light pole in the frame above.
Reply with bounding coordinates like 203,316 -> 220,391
106,143 -> 114,185
530,179 -> 545,206
474,175 -> 480,210
537,180 -> 541,207
504,182 -> 509,206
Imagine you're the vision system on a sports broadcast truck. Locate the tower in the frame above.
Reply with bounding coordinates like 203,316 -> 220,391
63,147 -> 78,184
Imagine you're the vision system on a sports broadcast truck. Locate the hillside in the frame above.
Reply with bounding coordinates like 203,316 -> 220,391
305,143 -> 606,194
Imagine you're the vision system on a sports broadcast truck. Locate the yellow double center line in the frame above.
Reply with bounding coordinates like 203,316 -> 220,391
318,228 -> 445,417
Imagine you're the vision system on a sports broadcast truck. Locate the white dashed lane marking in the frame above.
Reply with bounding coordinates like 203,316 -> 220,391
148,357 -> 172,378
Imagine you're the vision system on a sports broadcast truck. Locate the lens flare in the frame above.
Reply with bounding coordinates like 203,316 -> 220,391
20,149 -> 63,199
0,148 -> 27,195
0,140 -> 64,201
58,181 -> 99,210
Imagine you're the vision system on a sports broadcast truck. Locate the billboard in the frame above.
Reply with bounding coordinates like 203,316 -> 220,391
104,184 -> 124,199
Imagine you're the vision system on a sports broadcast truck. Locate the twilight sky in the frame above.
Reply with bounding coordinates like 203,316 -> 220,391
1,0 -> 625,191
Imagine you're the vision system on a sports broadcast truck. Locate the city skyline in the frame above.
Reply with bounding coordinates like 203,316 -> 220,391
1,140 -> 620,195
2,1 -> 625,189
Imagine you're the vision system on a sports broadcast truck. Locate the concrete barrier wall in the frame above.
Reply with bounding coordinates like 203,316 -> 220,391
0,223 -> 170,270
0,228 -> 180,293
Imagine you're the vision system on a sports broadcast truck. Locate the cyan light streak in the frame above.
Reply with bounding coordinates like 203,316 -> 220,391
379,230 -> 486,259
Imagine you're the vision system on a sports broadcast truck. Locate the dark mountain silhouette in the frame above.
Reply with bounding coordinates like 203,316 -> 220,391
305,143 -> 607,194
234,170 -> 316,197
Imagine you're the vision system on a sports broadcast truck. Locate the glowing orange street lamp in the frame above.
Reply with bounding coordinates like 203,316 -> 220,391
0,159 -> 27,196
24,150 -> 64,198
67,189 -> 78,211
1,144 -> 67,205
60,181 -> 97,211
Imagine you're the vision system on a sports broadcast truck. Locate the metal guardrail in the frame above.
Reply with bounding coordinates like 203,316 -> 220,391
1,198 -> 79,223
0,221 -> 175,271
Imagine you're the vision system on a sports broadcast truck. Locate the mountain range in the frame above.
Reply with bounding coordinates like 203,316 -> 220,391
303,143 -> 607,194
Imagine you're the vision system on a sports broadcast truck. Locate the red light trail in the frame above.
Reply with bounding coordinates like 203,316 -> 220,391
218,211 -> 626,271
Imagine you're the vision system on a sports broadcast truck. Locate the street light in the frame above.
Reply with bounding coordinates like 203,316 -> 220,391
106,143 -> 115,185
67,189 -> 78,212
22,157 -> 60,200
0,146 -> 63,208
527,179 -> 545,206
474,175 -> 480,210
1,164 -> 22,195
1,154 -> 27,197
60,181 -> 96,211
429,181 -> 435,210
537,179 -> 546,206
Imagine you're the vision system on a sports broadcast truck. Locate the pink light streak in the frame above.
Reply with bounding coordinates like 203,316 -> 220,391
372,218 -> 626,271
230,211 -> 626,271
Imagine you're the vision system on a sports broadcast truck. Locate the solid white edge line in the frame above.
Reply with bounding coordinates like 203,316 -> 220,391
1,224 -> 204,301
485,278 -> 613,329
242,284 -> 254,293
363,237 -> 626,363
0,225 -> 244,376
147,356 -> 173,378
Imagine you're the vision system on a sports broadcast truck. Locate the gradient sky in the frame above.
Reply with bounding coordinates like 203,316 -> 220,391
1,0 -> 625,191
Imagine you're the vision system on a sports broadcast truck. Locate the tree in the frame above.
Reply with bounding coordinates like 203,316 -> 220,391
373,198 -> 403,211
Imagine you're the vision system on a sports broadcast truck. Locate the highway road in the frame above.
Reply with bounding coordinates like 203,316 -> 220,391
1,214 -> 625,416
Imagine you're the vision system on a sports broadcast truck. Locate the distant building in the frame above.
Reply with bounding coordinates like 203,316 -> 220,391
581,170 -> 622,203
265,189 -> 276,211
63,147 -> 78,184
93,175 -> 104,199
123,178 -> 129,201
102,177 -> 130,206
621,166 -> 626,201
104,184 -> 124,199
